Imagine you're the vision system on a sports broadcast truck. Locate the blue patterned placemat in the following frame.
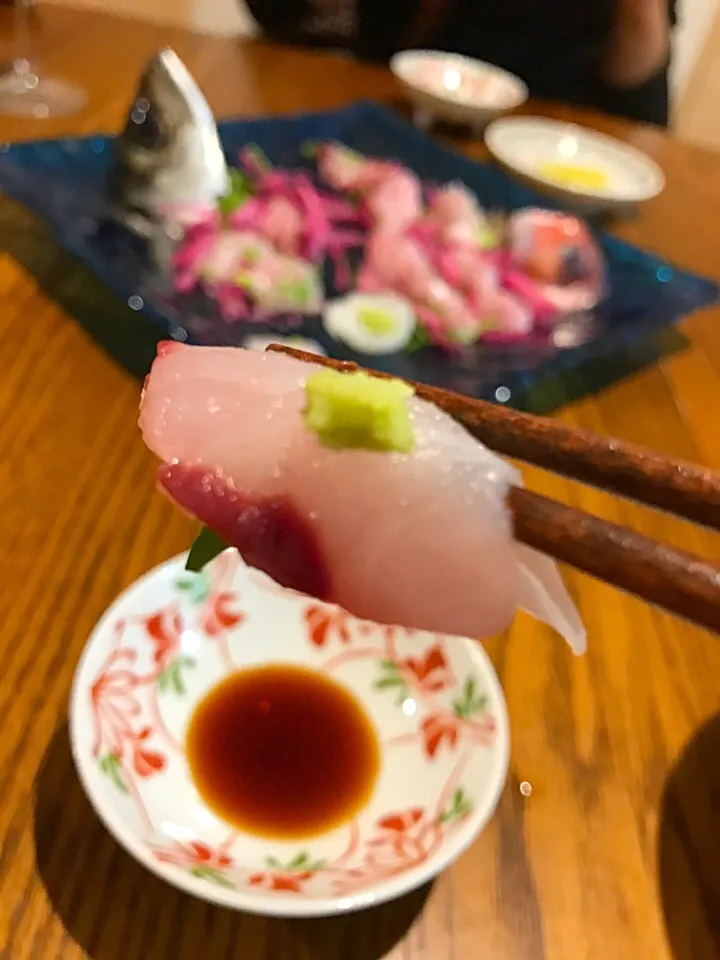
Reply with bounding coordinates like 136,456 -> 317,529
0,101 -> 715,411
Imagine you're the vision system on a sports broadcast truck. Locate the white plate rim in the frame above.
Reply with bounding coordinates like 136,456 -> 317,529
485,116 -> 666,202
391,49 -> 529,110
69,552 -> 511,918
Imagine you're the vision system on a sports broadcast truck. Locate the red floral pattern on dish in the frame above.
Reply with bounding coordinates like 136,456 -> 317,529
420,712 -> 459,759
88,567 -> 247,830
151,839 -> 237,889
90,629 -> 167,781
200,592 -> 244,636
375,649 -> 497,761
398,643 -> 456,694
248,852 -> 327,893
193,553 -> 246,667
304,604 -> 352,648
231,755 -> 476,897
154,840 -> 233,870
145,773 -> 476,897
332,807 -> 443,893
144,608 -> 183,670
249,869 -> 314,893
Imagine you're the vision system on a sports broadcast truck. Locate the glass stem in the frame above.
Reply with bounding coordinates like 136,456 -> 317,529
11,0 -> 36,73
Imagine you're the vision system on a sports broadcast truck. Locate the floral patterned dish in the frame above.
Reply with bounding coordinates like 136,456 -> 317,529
70,550 -> 509,917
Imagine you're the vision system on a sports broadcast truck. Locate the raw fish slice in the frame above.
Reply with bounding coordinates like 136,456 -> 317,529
186,230 -> 271,283
508,209 -> 589,282
359,232 -> 435,301
316,144 -> 366,190
141,343 -> 301,487
427,183 -> 489,246
514,545 -> 586,652
236,248 -> 323,315
317,144 -> 422,234
157,200 -> 219,232
140,344 -> 586,652
364,169 -> 423,234
483,291 -> 534,340
358,233 -> 482,348
142,344 -> 519,637
435,248 -> 531,340
503,267 -> 597,322
317,144 -> 406,195
434,244 -> 499,313
507,208 -> 604,314
256,196 -> 305,256
172,225 -> 322,314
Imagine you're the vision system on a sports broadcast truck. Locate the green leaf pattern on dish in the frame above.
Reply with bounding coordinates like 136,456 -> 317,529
157,656 -> 197,696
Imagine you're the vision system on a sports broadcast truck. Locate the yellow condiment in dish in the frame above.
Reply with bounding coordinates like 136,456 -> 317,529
538,161 -> 610,190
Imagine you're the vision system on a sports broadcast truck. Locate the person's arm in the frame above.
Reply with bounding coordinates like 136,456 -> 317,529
244,0 -> 311,35
600,0 -> 670,88
590,0 -> 672,125
245,0 -> 353,46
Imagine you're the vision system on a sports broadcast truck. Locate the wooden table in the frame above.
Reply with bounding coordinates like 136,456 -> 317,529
1,6 -> 719,959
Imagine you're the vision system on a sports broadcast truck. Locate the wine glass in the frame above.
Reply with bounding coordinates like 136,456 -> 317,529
0,0 -> 86,117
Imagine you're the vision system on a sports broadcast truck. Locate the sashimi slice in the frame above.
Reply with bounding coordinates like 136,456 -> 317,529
139,343 -> 586,652
235,248 -> 323,315
502,268 -> 597,324
316,143 -> 366,191
358,233 -> 483,348
427,183 -> 489,247
256,195 -> 305,256
507,208 -> 604,315
317,144 -> 422,234
364,169 -> 423,234
482,290 -> 534,340
515,545 -> 586,651
434,244 -> 499,314
192,230 -> 272,284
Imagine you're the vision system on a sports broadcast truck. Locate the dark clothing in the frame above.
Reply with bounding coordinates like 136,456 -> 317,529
246,0 -> 674,126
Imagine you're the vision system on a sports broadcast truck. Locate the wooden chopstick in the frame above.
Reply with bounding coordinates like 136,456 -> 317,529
268,344 -> 720,632
511,488 -> 720,632
270,348 -> 720,530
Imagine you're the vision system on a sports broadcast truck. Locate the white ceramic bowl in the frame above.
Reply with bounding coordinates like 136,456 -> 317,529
70,550 -> 509,917
485,116 -> 666,212
391,50 -> 528,132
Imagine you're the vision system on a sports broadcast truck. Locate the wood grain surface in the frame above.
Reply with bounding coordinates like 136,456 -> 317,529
0,7 -> 719,960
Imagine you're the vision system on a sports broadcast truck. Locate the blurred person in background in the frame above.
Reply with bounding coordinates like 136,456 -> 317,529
244,0 -> 675,126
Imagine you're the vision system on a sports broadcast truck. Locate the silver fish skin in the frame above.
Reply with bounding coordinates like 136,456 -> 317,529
108,48 -> 229,237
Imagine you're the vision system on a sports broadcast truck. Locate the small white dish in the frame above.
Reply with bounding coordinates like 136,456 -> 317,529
391,50 -> 528,133
70,550 -> 509,917
485,117 -> 665,212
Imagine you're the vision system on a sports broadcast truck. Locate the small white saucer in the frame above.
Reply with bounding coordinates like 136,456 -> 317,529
391,50 -> 528,133
70,550 -> 509,917
485,117 -> 666,212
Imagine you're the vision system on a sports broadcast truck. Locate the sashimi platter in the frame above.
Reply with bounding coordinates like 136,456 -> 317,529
161,145 -> 602,353
111,52 -> 606,368
0,47 -> 715,405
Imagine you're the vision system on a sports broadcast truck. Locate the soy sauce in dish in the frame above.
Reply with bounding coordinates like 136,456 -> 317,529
186,664 -> 380,839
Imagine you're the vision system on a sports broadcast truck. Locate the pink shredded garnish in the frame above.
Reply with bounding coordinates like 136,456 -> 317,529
227,198 -> 264,231
212,282 -> 252,321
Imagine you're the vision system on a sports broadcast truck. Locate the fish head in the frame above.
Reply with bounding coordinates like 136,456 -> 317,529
110,48 -> 229,235
134,49 -> 212,132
